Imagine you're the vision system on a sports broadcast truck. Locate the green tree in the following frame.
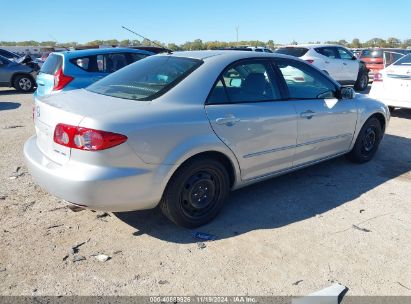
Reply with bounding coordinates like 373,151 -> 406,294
119,39 -> 131,46
266,40 -> 275,49
351,38 -> 361,48
386,37 -> 401,48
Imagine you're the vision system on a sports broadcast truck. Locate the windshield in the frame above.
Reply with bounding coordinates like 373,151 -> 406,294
394,54 -> 411,65
87,56 -> 202,101
274,47 -> 309,57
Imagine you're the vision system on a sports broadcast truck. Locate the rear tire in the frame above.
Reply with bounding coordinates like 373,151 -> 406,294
159,158 -> 230,228
13,75 -> 35,92
354,72 -> 369,91
346,117 -> 382,164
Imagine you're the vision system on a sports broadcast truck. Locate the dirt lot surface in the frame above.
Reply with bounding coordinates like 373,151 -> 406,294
1,87 -> 411,297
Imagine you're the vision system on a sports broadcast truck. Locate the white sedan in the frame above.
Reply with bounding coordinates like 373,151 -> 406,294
370,54 -> 411,111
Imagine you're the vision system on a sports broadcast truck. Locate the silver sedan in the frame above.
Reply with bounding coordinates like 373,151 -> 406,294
24,51 -> 390,227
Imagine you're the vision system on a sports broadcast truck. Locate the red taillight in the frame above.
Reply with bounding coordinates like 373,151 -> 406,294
306,59 -> 314,64
53,123 -> 127,151
373,73 -> 383,82
53,68 -> 73,91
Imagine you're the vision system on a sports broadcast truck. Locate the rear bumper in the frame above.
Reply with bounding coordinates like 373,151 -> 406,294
24,136 -> 166,212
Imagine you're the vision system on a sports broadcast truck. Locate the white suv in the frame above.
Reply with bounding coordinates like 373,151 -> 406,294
275,44 -> 369,91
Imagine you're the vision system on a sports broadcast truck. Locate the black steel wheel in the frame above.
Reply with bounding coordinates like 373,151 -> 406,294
347,117 -> 382,163
160,158 -> 230,228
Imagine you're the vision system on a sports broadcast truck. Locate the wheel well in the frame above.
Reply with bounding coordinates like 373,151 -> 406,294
178,151 -> 236,187
11,73 -> 35,86
370,113 -> 386,132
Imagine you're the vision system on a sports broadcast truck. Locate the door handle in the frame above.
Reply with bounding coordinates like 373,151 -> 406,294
300,110 -> 315,119
343,62 -> 348,66
215,114 -> 240,126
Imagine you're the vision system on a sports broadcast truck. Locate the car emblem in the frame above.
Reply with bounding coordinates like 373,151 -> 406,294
36,106 -> 40,117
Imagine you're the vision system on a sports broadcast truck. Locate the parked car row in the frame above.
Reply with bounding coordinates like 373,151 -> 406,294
24,50 -> 390,227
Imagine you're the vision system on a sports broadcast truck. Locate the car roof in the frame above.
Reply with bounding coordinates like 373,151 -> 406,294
159,50 -> 290,61
279,44 -> 344,49
57,47 -> 154,58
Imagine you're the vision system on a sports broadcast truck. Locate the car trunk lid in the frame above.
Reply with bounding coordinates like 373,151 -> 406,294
34,89 -> 150,164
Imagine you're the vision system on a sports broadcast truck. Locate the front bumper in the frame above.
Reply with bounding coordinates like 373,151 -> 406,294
24,136 -> 167,212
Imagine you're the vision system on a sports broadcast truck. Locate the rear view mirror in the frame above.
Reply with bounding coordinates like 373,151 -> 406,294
230,78 -> 242,87
340,87 -> 355,100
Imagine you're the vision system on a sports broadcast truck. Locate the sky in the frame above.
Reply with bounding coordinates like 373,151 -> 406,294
1,0 -> 410,44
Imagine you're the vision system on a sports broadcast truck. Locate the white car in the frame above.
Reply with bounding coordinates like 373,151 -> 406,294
275,45 -> 369,91
369,54 -> 411,111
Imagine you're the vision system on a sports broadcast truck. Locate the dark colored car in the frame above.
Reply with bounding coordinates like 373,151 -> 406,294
0,49 -> 21,61
0,55 -> 39,92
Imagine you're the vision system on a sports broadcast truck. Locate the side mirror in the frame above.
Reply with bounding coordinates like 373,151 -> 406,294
340,87 -> 355,100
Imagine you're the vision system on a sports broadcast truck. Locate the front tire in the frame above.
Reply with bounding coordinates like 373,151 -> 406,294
346,117 -> 382,163
13,75 -> 35,92
160,158 -> 230,228
354,72 -> 369,91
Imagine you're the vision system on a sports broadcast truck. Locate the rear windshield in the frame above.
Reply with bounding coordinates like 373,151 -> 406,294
275,47 -> 309,57
394,54 -> 411,65
40,54 -> 62,74
87,56 -> 203,101
360,50 -> 384,58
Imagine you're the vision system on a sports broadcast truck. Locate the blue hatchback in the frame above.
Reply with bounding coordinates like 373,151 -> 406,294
35,48 -> 153,98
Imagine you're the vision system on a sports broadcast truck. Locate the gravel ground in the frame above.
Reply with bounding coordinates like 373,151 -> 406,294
0,87 -> 410,296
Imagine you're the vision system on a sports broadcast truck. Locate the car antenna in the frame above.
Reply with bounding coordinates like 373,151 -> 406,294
121,26 -> 172,54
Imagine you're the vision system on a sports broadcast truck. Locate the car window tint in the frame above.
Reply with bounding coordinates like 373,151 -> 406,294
213,61 -> 280,103
315,47 -> 338,59
276,58 -> 337,100
207,78 -> 229,104
40,54 -> 62,74
87,56 -> 202,101
128,53 -> 148,64
275,47 -> 309,57
394,54 -> 411,65
337,48 -> 353,60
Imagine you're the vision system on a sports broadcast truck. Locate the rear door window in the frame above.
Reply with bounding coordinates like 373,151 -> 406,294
315,47 -> 338,59
207,60 -> 281,104
71,56 -> 99,72
71,53 -> 132,73
40,54 -> 62,74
